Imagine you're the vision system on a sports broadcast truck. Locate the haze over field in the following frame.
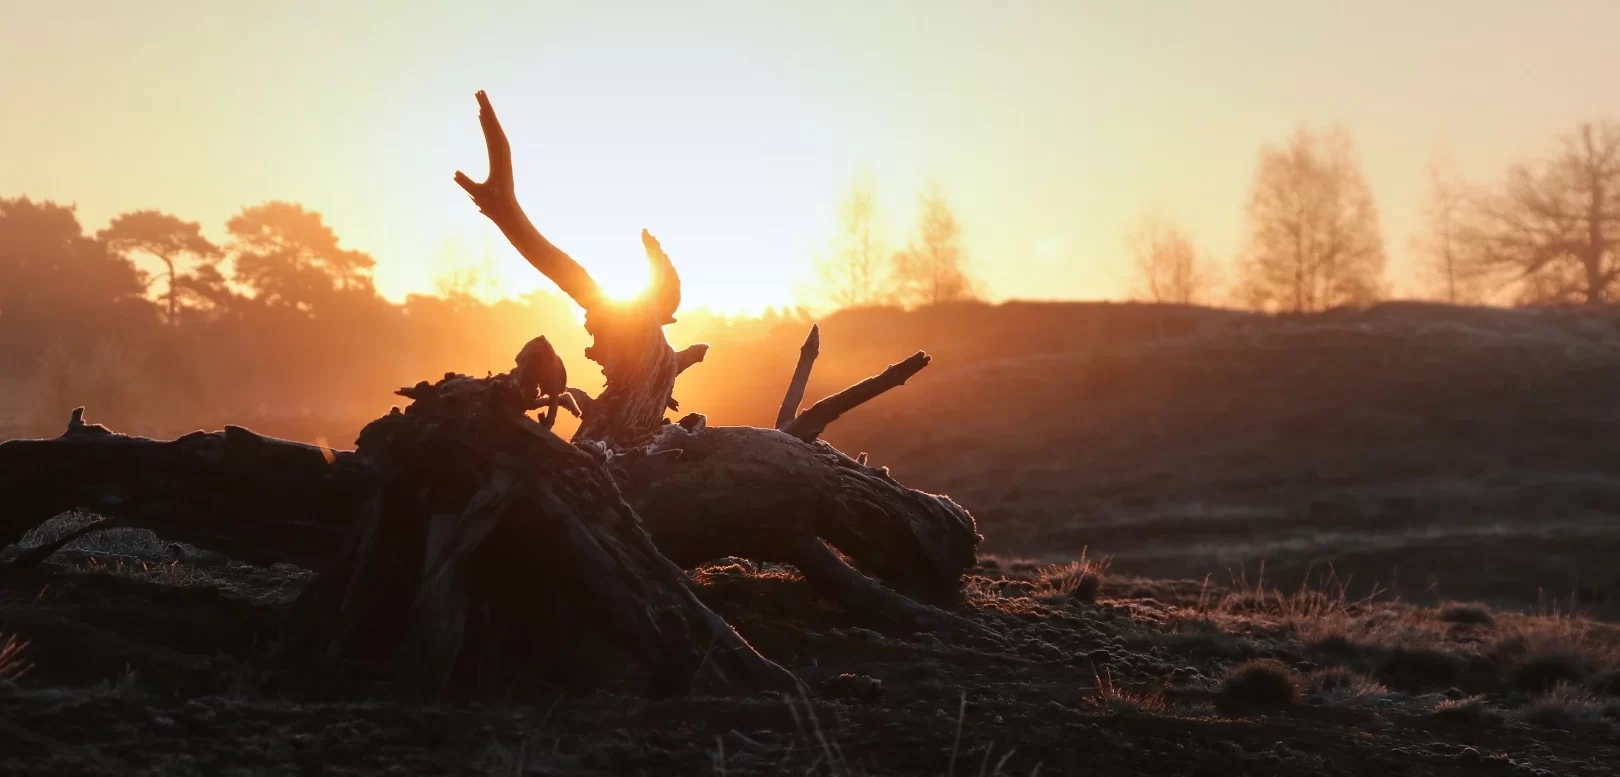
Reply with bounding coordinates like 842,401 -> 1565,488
8,4 -> 1620,774
5,0 -> 1620,310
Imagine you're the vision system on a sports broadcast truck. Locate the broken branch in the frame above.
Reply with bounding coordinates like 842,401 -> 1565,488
783,351 -> 930,442
775,324 -> 820,430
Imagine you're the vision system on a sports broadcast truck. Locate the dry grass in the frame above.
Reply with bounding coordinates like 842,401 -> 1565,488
0,633 -> 32,682
1517,685 -> 1617,733
1031,550 -> 1110,604
1143,564 -> 1620,702
1089,667 -> 1168,716
965,552 -> 1110,610
1431,695 -> 1505,725
1304,667 -> 1391,705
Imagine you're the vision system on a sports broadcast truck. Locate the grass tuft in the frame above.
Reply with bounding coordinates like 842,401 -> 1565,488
1219,659 -> 1299,706
1090,668 -> 1167,716
1518,685 -> 1615,733
1431,695 -> 1504,725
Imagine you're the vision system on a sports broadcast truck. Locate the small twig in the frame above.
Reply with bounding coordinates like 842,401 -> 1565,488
775,324 -> 820,430
783,351 -> 930,442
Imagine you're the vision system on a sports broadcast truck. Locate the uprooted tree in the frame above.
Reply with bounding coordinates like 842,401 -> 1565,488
0,92 -> 983,698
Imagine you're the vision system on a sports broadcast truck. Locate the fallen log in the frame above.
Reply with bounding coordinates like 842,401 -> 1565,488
0,90 -> 986,697
0,408 -> 370,570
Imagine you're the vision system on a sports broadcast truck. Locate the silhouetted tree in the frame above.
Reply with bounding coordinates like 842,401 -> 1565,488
1124,210 -> 1214,304
1409,150 -> 1483,304
1235,126 -> 1386,312
812,171 -> 895,309
892,182 -> 982,307
99,210 -> 223,325
1468,120 -> 1620,305
430,235 -> 506,306
0,197 -> 154,358
227,202 -> 377,313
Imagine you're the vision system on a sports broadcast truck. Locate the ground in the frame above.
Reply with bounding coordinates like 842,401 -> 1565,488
6,303 -> 1620,775
1,516 -> 1617,776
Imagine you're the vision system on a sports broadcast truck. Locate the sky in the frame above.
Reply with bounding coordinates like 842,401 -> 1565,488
3,1 -> 1619,313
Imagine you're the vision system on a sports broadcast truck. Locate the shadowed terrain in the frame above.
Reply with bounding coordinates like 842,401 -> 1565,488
5,301 -> 1620,774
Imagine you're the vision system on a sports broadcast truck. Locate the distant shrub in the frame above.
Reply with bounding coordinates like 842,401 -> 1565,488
1219,659 -> 1299,706
1379,646 -> 1468,691
1438,602 -> 1495,626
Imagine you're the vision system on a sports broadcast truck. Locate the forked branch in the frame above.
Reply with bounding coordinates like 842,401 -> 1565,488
453,90 -> 605,312
782,351 -> 930,442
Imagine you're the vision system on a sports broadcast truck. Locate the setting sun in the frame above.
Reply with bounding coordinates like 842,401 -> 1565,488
8,3 -> 1620,771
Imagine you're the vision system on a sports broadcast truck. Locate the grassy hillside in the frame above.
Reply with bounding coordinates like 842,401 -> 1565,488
808,302 -> 1620,613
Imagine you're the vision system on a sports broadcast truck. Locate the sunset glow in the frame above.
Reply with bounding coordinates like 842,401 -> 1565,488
5,1 -> 1619,312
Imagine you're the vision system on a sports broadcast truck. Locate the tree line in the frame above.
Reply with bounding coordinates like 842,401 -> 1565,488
1125,119 -> 1620,311
809,173 -> 985,310
0,198 -> 615,437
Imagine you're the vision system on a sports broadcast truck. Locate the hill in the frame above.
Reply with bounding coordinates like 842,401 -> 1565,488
798,302 -> 1620,615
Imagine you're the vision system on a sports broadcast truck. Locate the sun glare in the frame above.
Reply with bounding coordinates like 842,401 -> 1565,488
591,257 -> 653,303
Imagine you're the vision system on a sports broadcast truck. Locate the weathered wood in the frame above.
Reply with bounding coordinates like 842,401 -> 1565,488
453,91 -> 604,312
455,91 -> 699,448
776,324 -> 821,430
783,351 -> 931,442
281,371 -> 798,697
615,423 -> 981,606
0,410 -> 373,570
675,343 -> 711,375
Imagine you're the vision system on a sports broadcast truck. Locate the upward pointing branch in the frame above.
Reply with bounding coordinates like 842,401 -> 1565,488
454,91 -> 605,312
775,324 -> 820,430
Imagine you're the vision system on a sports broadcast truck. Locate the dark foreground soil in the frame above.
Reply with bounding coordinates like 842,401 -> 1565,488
1,528 -> 1617,777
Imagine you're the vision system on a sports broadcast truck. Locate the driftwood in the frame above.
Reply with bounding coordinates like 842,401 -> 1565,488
0,91 -> 984,697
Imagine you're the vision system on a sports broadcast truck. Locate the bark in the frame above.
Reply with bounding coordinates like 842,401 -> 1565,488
280,372 -> 798,697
